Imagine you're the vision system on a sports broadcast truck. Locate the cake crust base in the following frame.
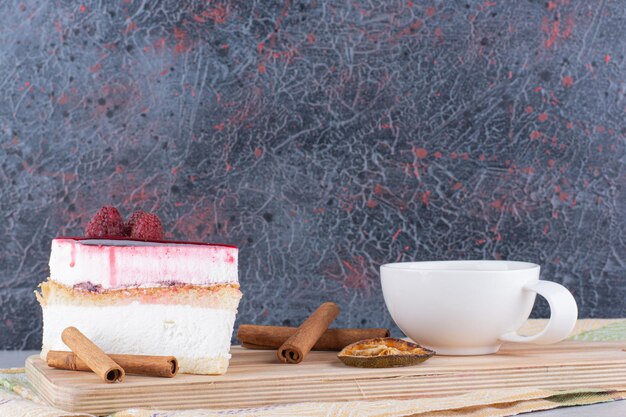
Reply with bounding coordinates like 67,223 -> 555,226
37,279 -> 241,310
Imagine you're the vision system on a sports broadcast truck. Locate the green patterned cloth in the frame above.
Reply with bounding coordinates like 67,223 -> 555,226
570,320 -> 626,341
1,319 -> 625,417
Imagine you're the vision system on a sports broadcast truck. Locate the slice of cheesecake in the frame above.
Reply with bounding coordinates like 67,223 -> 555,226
37,237 -> 242,375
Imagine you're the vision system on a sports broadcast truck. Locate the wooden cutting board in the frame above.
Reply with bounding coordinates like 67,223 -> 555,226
26,340 -> 626,415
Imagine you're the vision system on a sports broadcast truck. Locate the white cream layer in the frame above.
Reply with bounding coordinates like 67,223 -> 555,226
50,238 -> 238,289
41,302 -> 237,374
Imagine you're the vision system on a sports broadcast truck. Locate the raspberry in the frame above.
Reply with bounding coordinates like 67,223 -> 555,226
85,206 -> 125,238
129,212 -> 163,241
124,210 -> 147,236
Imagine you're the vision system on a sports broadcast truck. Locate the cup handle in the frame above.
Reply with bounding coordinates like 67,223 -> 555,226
499,280 -> 578,344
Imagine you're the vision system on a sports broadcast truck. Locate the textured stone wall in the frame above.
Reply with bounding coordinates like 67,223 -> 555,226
0,0 -> 624,348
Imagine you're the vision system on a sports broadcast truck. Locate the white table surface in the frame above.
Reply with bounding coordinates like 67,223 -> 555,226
2,351 -> 624,416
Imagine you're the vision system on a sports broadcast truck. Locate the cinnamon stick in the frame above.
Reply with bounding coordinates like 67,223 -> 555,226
277,302 -> 340,364
239,325 -> 390,351
61,327 -> 125,383
47,351 -> 178,378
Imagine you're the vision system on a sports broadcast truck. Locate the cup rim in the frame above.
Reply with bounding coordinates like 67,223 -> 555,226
380,260 -> 539,272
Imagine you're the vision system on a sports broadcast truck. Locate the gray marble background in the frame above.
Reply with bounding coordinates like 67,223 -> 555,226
0,0 -> 625,349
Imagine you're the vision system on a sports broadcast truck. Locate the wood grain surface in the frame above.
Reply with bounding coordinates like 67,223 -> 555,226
26,341 -> 626,415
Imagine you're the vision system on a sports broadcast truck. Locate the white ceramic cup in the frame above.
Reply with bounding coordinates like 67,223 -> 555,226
380,260 -> 578,355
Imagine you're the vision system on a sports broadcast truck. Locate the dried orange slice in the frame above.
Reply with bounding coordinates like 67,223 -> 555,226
338,337 -> 435,368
